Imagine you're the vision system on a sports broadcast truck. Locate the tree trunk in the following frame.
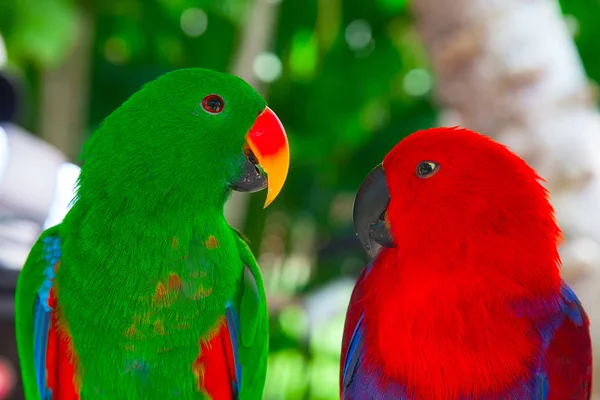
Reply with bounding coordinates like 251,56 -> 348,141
412,0 -> 600,394
224,0 -> 281,230
38,8 -> 93,161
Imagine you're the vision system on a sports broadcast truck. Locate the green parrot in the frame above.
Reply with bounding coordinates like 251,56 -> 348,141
15,68 -> 290,400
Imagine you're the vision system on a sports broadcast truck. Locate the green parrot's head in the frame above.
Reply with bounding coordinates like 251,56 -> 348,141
78,68 -> 289,210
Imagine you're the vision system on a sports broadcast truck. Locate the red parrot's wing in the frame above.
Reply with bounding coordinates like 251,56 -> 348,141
340,260 -> 372,395
339,259 -> 405,399
545,282 -> 592,400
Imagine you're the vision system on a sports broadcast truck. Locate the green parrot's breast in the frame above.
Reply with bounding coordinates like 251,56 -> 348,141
55,225 -> 244,399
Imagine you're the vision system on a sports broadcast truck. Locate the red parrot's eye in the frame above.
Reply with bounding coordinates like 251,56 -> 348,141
201,94 -> 224,114
416,161 -> 439,178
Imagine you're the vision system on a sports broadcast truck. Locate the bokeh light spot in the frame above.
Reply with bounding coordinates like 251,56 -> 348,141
104,37 -> 131,65
402,68 -> 432,96
0,34 -> 6,68
279,305 -> 308,339
180,8 -> 208,38
253,52 -> 283,83
564,14 -> 579,37
345,20 -> 372,51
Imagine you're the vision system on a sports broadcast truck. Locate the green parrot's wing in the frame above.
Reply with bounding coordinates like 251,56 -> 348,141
230,228 -> 269,399
230,226 -> 251,247
15,224 -> 62,400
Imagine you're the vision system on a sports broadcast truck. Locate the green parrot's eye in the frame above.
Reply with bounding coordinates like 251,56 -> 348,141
416,161 -> 439,178
202,94 -> 225,114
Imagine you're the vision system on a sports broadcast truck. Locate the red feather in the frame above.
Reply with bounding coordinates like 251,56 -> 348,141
46,288 -> 80,399
193,318 -> 238,399
546,301 -> 592,399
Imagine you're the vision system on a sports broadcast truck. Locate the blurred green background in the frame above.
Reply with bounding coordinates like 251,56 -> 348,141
0,0 -> 599,399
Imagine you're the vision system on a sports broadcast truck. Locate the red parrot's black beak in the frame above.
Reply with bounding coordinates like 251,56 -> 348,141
353,164 -> 396,257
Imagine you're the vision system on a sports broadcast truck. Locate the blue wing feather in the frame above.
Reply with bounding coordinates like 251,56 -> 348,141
491,281 -> 589,400
32,235 -> 61,400
342,259 -> 374,387
33,296 -> 51,399
342,313 -> 364,385
532,282 -> 590,400
225,301 -> 242,396
341,258 -> 407,400
560,284 -> 584,326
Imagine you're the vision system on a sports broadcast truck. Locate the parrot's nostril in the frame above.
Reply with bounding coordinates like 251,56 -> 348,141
246,149 -> 259,165
245,148 -> 264,175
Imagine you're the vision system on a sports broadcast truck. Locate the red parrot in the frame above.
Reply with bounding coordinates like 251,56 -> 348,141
341,127 -> 592,399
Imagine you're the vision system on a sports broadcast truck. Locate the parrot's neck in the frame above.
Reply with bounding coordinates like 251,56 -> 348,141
65,194 -> 233,264
59,195 -> 242,317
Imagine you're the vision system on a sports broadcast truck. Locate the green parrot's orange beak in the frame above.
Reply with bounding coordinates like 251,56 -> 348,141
245,107 -> 290,208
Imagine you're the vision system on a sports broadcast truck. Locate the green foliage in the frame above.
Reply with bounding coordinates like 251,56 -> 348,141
5,0 -> 78,67
289,29 -> 319,81
87,1 -> 237,129
377,0 -> 408,15
559,0 -> 600,83
0,1 -> 17,37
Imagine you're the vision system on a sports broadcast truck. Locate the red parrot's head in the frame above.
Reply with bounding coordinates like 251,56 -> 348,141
353,127 -> 561,271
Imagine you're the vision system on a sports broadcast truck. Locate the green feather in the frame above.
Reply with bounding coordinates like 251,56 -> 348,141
232,232 -> 269,399
16,68 -> 271,399
231,226 -> 251,246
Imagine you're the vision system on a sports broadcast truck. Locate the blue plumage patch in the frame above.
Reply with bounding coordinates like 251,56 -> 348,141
33,235 -> 62,400
344,356 -> 408,400
536,371 -> 549,400
225,301 -> 242,396
513,281 -> 586,400
33,296 -> 52,400
342,312 -> 409,399
561,284 -> 584,326
364,258 -> 375,277
343,314 -> 363,385
38,237 -> 60,312
123,359 -> 150,385
342,258 -> 411,399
